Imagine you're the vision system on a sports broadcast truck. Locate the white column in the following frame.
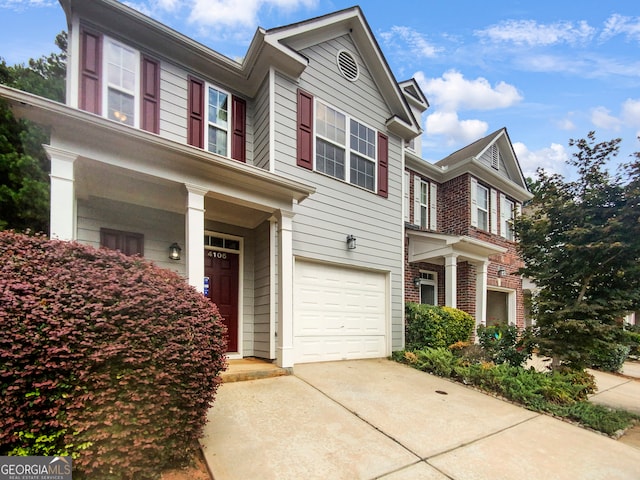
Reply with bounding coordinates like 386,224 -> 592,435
45,146 -> 77,241
475,261 -> 489,329
185,184 -> 207,292
444,254 -> 458,308
276,210 -> 295,369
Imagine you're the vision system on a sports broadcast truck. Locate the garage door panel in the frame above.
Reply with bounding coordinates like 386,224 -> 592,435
294,261 -> 387,364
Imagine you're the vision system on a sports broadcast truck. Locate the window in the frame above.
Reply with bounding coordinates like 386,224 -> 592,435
79,29 -> 160,133
418,271 -> 437,306
501,196 -> 515,241
315,100 -> 377,192
207,86 -> 230,156
100,228 -> 144,256
187,78 -> 246,161
476,183 -> 489,231
412,176 -> 437,230
104,38 -> 138,127
420,181 -> 428,228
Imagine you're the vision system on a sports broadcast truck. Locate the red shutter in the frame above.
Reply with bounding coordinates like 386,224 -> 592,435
141,55 -> 160,134
296,89 -> 313,170
79,27 -> 102,115
231,96 -> 246,162
377,132 -> 389,198
187,76 -> 205,148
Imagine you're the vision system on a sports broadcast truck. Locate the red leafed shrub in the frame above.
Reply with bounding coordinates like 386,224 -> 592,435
0,231 -> 227,479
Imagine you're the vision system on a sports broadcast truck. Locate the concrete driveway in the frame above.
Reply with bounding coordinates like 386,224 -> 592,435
200,359 -> 640,479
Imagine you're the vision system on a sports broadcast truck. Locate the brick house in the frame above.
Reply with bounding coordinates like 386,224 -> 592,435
400,81 -> 533,328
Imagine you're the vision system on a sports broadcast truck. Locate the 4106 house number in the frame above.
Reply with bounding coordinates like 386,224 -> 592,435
208,251 -> 228,259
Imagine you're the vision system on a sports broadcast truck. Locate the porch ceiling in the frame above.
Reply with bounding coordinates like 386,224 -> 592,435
407,230 -> 507,265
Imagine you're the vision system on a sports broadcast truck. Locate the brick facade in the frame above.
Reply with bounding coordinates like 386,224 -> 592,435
405,169 -> 526,329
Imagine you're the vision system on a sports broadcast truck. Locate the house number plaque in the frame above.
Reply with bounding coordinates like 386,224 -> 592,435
208,251 -> 228,259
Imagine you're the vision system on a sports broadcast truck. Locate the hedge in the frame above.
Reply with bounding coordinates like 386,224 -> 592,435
405,302 -> 475,351
0,231 -> 227,479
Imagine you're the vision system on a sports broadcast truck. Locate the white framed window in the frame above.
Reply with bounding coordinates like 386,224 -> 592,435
206,85 -> 230,156
315,100 -> 377,192
420,181 -> 429,228
418,270 -> 438,306
476,183 -> 489,231
104,37 -> 139,127
501,195 -> 516,241
413,176 -> 437,230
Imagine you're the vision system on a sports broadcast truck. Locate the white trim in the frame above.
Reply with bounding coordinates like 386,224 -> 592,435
403,171 -> 410,222
314,98 -> 378,193
417,269 -> 438,306
429,182 -> 438,231
204,83 -> 232,157
269,67 -> 276,173
413,175 -> 420,226
490,188 -> 498,235
470,177 -> 478,227
487,286 -> 517,326
102,35 -> 140,128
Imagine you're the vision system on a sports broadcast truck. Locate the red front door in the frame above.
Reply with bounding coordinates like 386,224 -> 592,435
205,250 -> 239,352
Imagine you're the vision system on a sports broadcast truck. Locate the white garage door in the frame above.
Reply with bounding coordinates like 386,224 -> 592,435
294,261 -> 387,364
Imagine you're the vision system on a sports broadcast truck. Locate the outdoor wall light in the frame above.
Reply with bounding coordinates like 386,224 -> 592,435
346,234 -> 357,250
413,277 -> 421,288
169,242 -> 182,261
497,268 -> 507,277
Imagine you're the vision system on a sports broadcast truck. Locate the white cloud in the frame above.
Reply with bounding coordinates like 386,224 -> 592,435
0,0 -> 56,8
476,19 -> 595,46
555,117 -> 576,131
590,106 -> 622,131
424,111 -> 488,145
513,142 -> 570,178
379,26 -> 441,59
601,14 -> 640,42
415,70 -> 522,111
621,99 -> 640,127
188,0 -> 316,28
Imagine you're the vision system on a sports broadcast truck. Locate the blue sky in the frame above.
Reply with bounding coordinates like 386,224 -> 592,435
1,0 -> 640,180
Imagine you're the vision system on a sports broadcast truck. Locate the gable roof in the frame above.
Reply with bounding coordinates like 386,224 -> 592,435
399,79 -> 429,111
263,7 -> 420,139
436,128 -> 505,168
408,128 -> 532,202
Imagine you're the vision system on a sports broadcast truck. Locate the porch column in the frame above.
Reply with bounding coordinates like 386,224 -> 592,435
45,146 -> 77,241
276,209 -> 295,369
185,184 -> 207,293
475,261 -> 489,328
444,254 -> 458,308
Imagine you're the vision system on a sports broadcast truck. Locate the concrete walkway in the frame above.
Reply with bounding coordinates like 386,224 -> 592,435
200,359 -> 640,479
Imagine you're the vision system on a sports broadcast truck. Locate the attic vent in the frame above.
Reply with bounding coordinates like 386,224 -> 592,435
337,49 -> 359,81
490,145 -> 499,170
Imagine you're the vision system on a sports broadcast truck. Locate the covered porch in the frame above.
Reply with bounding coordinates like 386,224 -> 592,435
7,89 -> 316,369
407,230 -> 507,326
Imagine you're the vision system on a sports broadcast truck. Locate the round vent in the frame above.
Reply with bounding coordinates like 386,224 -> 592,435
337,49 -> 359,81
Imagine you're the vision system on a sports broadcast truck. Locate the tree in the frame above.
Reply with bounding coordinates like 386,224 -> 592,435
517,132 -> 640,369
0,32 -> 66,233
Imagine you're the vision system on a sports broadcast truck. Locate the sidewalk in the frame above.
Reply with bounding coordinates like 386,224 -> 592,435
201,359 -> 640,479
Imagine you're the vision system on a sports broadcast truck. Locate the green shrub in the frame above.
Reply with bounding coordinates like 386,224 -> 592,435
405,303 -> 475,350
477,323 -> 535,367
589,342 -> 631,372
414,348 -> 459,377
0,231 -> 227,479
